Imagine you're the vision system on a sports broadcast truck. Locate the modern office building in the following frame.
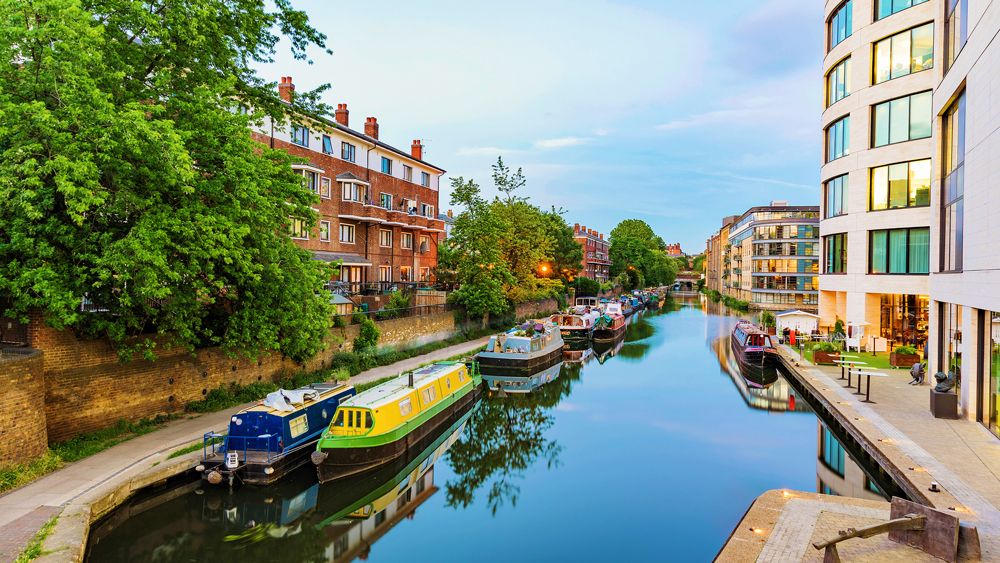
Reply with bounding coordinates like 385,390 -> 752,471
728,202 -> 820,312
573,224 -> 611,282
926,0 -> 1000,433
819,0 -> 937,351
256,76 -> 447,293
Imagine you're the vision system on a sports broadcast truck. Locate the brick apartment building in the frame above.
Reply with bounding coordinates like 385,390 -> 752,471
254,77 -> 447,292
573,224 -> 611,282
665,243 -> 683,256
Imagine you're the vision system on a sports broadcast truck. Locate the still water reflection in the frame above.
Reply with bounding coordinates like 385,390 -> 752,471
86,298 -> 897,562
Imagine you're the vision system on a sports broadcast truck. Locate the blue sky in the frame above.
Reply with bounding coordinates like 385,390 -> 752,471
260,0 -> 823,253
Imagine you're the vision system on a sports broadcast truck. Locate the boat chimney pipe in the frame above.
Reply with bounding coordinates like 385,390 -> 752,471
408,372 -> 413,388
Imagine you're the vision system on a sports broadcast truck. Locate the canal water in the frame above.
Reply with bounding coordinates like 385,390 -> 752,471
85,298 -> 895,562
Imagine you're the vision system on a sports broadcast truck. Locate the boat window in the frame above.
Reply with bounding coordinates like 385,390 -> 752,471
399,398 -> 413,417
365,411 -> 373,428
289,414 -> 308,438
332,410 -> 345,427
458,368 -> 466,381
422,387 -> 437,404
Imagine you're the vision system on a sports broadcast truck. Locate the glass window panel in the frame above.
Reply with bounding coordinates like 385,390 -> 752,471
871,231 -> 888,273
910,160 -> 931,206
889,230 -> 908,273
888,163 -> 909,208
871,166 -> 889,210
909,91 -> 932,139
893,0 -> 910,11
890,32 -> 911,79
909,228 -> 930,273
874,39 -> 892,83
911,24 -> 934,72
878,0 -> 893,19
889,97 -> 910,144
874,103 -> 890,147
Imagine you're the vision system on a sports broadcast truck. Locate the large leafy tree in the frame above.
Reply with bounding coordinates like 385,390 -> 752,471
542,207 -> 583,284
609,219 -> 677,288
0,0 -> 336,360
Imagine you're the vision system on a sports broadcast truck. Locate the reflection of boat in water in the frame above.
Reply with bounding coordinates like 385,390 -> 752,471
312,362 -> 481,483
482,361 -> 563,394
562,344 -> 593,365
711,335 -> 809,413
592,336 -> 625,364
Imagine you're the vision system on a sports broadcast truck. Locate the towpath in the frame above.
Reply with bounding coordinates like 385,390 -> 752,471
0,336 -> 489,562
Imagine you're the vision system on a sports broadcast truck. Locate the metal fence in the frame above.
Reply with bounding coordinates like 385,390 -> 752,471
326,281 -> 440,296
334,303 -> 456,324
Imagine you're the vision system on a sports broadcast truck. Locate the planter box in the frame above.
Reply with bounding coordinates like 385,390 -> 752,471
814,351 -> 840,365
766,327 -> 776,335
890,352 -> 920,368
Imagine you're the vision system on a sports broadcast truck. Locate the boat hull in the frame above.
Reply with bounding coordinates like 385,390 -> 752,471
475,344 -> 564,372
730,335 -> 777,371
559,327 -> 592,340
203,441 -> 315,486
314,384 -> 482,484
592,322 -> 626,342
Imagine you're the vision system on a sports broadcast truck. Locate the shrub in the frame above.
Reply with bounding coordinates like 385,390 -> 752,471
894,345 -> 919,356
353,317 -> 380,351
759,310 -> 776,328
812,341 -> 840,353
833,318 -> 845,337
573,277 -> 601,297
332,315 -> 346,328
386,290 -> 410,312
351,312 -> 366,325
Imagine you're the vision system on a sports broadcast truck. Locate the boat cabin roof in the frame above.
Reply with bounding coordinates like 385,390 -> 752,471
240,382 -> 352,417
340,362 -> 465,410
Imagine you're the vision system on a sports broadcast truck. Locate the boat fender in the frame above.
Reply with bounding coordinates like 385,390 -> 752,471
206,470 -> 223,485
311,451 -> 328,465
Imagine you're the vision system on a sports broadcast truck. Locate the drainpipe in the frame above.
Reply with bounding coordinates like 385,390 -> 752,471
363,138 -> 377,284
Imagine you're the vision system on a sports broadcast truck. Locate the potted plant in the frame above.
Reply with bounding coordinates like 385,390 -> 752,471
890,345 -> 921,368
812,341 -> 841,365
760,310 -> 777,335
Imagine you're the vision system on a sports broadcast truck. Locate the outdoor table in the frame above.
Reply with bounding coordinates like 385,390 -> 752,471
832,358 -> 867,384
850,369 -> 888,403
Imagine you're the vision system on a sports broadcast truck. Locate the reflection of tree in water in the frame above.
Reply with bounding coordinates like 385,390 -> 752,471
444,365 -> 581,514
625,316 -> 655,342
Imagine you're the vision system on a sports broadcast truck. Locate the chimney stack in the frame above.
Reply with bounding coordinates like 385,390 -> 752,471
411,139 -> 423,160
335,103 -> 349,127
278,76 -> 295,103
574,223 -> 580,232
365,117 -> 379,140
447,209 -> 453,218
599,233 -> 604,240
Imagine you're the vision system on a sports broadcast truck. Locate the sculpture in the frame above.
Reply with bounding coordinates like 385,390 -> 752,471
934,371 -> 956,393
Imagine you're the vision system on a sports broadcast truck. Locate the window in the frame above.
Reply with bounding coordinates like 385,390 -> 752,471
870,160 -> 930,210
288,414 -> 308,439
828,1 -> 852,50
399,398 -> 412,417
821,426 -> 846,476
945,0 -> 969,70
401,232 -> 413,249
420,171 -> 430,187
941,91 -> 966,272
403,165 -> 413,182
289,217 -> 308,239
297,169 -> 318,194
877,0 -> 929,20
379,229 -> 392,248
322,135 -> 333,154
826,116 -> 850,162
291,125 -> 309,147
873,23 -> 933,84
422,386 -> 437,404
379,265 -> 391,282
872,91 -> 931,147
320,177 -> 331,199
319,221 -> 331,242
421,204 -> 434,218
869,228 -> 929,274
381,156 -> 392,175
825,175 -> 848,218
400,266 -> 412,281
419,236 -> 429,253
341,182 -> 366,203
824,233 -> 847,273
826,57 -> 851,106
379,192 -> 392,210
339,223 -> 355,243
341,142 -> 356,162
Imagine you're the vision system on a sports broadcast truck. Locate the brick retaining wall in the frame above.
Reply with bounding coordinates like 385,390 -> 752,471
0,351 -> 48,464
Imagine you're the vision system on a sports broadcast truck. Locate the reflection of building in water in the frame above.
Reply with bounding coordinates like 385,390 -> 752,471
816,423 -> 886,502
711,336 -> 810,413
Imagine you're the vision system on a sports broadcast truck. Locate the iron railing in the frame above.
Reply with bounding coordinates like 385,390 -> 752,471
335,303 -> 456,323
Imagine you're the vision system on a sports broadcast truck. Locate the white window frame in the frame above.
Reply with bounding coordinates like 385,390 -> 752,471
320,177 -> 331,199
379,265 -> 392,282
379,192 -> 392,210
341,182 -> 366,203
421,204 -> 435,218
319,220 -> 331,242
321,135 -> 333,155
420,171 -> 430,187
379,229 -> 392,248
400,265 -> 412,281
339,223 -> 355,244
401,232 -> 413,249
342,142 -> 356,162
381,156 -> 392,175
403,164 -> 413,182
291,125 -> 309,147
289,217 -> 308,240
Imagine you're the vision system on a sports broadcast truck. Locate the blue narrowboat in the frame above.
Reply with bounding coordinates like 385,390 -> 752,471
200,382 -> 355,486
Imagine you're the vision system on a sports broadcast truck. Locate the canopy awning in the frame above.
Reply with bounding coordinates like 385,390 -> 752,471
312,251 -> 372,267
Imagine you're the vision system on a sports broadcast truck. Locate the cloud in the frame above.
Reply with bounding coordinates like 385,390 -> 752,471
456,146 -> 521,157
533,136 -> 591,150
593,128 -> 612,137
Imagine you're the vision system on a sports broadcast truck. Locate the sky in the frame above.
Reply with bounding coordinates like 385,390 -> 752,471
259,0 -> 824,254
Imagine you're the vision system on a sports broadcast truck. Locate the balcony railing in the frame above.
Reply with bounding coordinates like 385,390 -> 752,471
326,281 -> 438,296
334,302 -> 456,323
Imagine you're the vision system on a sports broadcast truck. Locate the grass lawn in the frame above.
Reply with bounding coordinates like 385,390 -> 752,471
803,348 -> 920,371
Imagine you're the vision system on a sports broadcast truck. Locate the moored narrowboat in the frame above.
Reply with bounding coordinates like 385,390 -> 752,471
475,320 -> 565,372
730,321 -> 778,371
550,305 -> 600,340
311,361 -> 482,483
200,382 -> 355,486
592,301 -> 627,342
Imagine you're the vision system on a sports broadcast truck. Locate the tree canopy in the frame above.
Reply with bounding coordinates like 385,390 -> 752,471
608,219 -> 678,289
0,0 -> 336,360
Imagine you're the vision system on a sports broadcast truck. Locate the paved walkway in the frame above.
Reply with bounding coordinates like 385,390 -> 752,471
779,345 -> 1000,558
0,336 -> 489,560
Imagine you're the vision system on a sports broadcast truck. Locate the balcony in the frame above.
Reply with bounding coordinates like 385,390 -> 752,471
338,200 -> 445,233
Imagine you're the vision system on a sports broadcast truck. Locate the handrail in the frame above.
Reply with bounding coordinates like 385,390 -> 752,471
812,513 -> 925,562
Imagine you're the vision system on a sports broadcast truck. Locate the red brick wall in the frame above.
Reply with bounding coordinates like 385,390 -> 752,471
0,351 -> 48,464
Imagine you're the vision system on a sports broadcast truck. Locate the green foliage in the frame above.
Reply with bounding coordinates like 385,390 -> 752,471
721,295 -> 750,311
332,315 -> 346,328
167,436 -> 223,460
894,345 -> 919,356
385,291 -> 411,314
52,414 -> 176,462
609,219 -> 678,288
351,312 -> 367,325
14,515 -> 57,563
691,253 -> 707,273
353,316 -> 380,351
833,318 -> 846,337
542,208 -> 583,284
0,0 -> 336,362
0,452 -> 62,496
759,310 -> 776,328
434,239 -> 459,286
573,277 -> 601,297
812,341 -> 840,353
